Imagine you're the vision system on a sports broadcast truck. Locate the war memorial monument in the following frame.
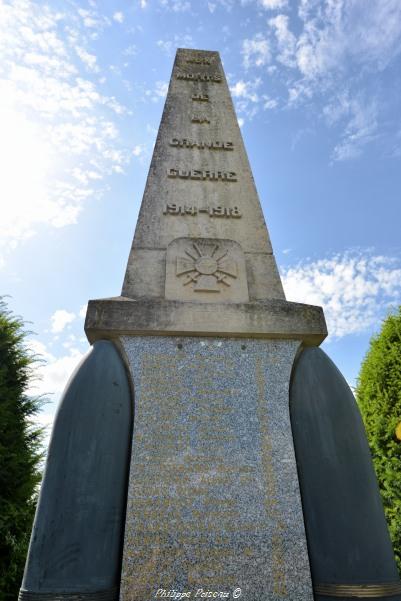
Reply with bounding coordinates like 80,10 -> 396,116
20,49 -> 401,601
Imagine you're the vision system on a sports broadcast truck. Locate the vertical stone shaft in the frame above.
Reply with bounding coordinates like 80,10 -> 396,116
122,48 -> 285,303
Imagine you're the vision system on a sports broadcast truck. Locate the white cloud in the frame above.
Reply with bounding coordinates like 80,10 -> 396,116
295,1 -> 401,80
79,304 -> 88,318
113,11 -> 124,23
156,80 -> 168,97
132,145 -> 143,156
230,79 -> 260,102
254,3 -> 401,160
157,39 -> 172,54
157,34 -> 194,56
242,34 -> 271,68
323,92 -> 378,161
139,0 -> 147,8
51,310 -> 76,333
124,44 -> 138,57
255,0 -> 401,157
0,0 -> 130,262
159,0 -> 191,12
282,251 -> 401,339
212,0 -> 235,10
28,340 -> 86,397
287,80 -> 313,105
344,1 -> 401,70
77,8 -> 110,32
295,3 -> 345,79
31,410 -> 55,435
230,78 -> 262,120
259,0 -> 287,9
268,14 -> 296,67
75,46 -> 99,72
263,96 -> 278,109
145,80 -> 168,102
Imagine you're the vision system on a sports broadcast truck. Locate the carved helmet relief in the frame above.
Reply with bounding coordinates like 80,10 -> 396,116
165,237 -> 249,303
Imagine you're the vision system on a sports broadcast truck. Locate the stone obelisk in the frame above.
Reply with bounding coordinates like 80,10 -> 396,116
20,48 -> 401,601
86,48 -> 325,601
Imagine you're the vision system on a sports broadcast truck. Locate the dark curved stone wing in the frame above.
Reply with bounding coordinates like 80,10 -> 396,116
290,347 -> 401,601
20,341 -> 133,601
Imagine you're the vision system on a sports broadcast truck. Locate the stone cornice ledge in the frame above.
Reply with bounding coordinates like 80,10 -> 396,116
85,296 -> 327,346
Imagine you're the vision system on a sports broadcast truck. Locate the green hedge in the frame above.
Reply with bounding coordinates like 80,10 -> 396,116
0,299 -> 44,600
356,306 -> 401,573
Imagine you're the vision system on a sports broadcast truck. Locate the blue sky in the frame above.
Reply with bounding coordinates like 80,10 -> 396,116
1,0 -> 400,443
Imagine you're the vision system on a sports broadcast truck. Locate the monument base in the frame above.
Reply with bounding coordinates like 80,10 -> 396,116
119,336 -> 313,601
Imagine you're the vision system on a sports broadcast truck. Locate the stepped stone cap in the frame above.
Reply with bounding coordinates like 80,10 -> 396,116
85,48 -> 327,345
85,296 -> 327,346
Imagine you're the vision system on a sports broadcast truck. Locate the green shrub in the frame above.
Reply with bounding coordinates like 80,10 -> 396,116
0,298 -> 44,600
356,306 -> 401,573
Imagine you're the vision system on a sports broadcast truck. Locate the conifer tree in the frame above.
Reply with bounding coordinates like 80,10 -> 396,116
0,298 -> 44,600
356,307 -> 401,572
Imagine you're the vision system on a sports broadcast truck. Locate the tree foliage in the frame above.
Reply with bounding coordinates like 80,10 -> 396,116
0,298 -> 44,600
356,306 -> 401,572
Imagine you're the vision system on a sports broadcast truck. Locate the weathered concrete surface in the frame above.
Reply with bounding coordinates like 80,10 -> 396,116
85,296 -> 327,346
119,336 -> 314,601
19,341 -> 133,600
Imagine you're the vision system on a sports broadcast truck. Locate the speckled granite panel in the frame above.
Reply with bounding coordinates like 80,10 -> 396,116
120,336 -> 313,601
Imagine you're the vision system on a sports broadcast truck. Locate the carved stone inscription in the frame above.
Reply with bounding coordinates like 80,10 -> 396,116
186,58 -> 212,65
168,169 -> 237,182
165,238 -> 249,303
163,204 -> 241,218
119,338 -> 310,601
191,115 -> 210,124
176,72 -> 221,82
170,139 -> 233,150
192,94 -> 209,102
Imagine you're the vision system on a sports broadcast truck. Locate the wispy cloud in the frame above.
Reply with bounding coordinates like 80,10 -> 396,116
295,1 -> 401,80
144,80 -> 169,103
282,251 -> 401,339
258,0 -> 288,10
230,78 -> 263,120
113,11 -> 124,23
242,33 -> 271,68
75,46 -> 99,72
28,339 -> 86,397
50,310 -> 76,334
0,0 -> 131,262
239,1 -> 401,161
77,7 -> 110,33
159,0 -> 191,12
132,145 -> 144,157
230,79 -> 259,100
268,14 -> 296,67
157,34 -> 194,55
324,93 -> 379,161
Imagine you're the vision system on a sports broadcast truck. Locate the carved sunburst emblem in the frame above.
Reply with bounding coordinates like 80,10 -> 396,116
176,241 -> 237,292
